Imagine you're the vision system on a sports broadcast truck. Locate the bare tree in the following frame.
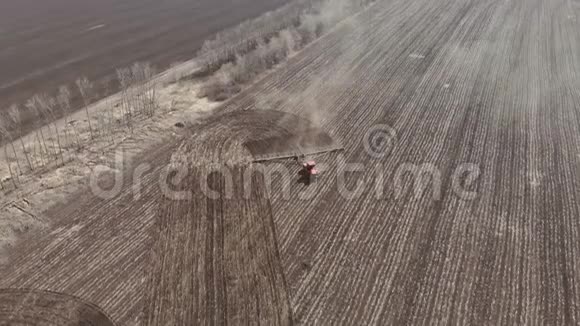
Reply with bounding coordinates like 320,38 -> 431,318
0,116 -> 18,187
129,62 -> 158,117
103,82 -> 116,143
116,67 -> 134,132
57,86 -> 70,147
30,94 -> 58,162
143,62 -> 158,117
8,104 -> 33,171
57,85 -> 82,150
131,62 -> 145,115
76,77 -> 95,139
1,113 -> 22,175
25,96 -> 50,165
37,93 -> 64,164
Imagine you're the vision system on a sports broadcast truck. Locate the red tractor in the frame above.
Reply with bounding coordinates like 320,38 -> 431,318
301,160 -> 318,184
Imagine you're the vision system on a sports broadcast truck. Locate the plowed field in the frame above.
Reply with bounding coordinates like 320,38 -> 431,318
2,0 -> 580,324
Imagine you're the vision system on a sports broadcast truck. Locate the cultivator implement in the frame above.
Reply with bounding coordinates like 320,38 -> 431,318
250,145 -> 344,162
245,128 -> 344,163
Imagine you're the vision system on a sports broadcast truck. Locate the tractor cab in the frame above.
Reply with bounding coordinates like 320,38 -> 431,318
303,160 -> 318,176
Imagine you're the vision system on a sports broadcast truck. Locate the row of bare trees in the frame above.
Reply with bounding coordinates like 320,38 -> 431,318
198,32 -> 299,101
0,62 -> 158,190
197,0 -> 376,77
198,0 -> 377,102
197,0 -> 318,74
116,62 -> 157,132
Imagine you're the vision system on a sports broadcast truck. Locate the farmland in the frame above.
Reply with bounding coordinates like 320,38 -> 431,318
2,0 -> 580,324
0,0 -> 290,128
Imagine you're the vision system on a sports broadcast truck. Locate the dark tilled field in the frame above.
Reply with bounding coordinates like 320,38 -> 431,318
2,0 -> 580,324
0,0 -> 289,124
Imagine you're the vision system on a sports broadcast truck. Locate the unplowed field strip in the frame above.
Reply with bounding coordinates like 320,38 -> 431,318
0,139 -> 180,325
2,0 -> 580,324
0,289 -> 115,325
145,167 -> 291,325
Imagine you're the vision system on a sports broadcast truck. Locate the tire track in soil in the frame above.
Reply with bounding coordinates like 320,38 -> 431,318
144,167 -> 292,325
144,110 -> 320,325
2,0 -> 580,323
212,0 -> 580,323
0,289 -> 115,325
0,138 -> 180,325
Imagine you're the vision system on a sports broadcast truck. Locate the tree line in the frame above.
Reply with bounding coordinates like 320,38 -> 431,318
0,62 -> 158,190
197,0 -> 377,101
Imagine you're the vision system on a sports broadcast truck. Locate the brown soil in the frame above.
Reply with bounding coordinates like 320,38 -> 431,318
2,0 -> 580,324
0,289 -> 115,325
